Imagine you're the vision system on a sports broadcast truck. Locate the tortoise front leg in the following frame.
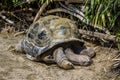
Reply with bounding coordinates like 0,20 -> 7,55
53,47 -> 74,69
65,48 -> 92,66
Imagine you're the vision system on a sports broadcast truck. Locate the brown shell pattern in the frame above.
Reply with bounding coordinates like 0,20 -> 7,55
26,15 -> 80,47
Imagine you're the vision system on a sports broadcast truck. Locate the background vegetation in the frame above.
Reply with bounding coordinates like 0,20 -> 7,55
0,0 -> 120,38
85,0 -> 120,36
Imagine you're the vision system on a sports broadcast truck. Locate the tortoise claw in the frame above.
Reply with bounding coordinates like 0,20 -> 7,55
60,60 -> 74,69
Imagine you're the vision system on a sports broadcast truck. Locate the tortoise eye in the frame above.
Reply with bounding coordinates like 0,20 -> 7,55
38,30 -> 47,40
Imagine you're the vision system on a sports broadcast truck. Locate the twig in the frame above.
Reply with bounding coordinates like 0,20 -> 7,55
0,10 -> 12,15
33,2 -> 50,22
46,8 -> 84,20
1,8 -> 33,14
68,4 -> 85,17
14,31 -> 26,37
13,8 -> 34,13
79,29 -> 116,41
0,14 -> 14,25
59,2 -> 85,18
0,9 -> 32,27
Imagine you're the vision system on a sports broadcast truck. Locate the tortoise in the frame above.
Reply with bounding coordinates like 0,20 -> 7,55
15,15 -> 95,69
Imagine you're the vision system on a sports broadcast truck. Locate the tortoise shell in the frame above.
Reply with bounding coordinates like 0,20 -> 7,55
21,15 -> 84,60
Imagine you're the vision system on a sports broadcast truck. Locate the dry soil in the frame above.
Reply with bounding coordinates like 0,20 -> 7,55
0,33 -> 120,80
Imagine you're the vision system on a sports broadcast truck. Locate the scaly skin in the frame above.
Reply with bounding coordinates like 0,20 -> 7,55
53,47 -> 74,69
65,48 -> 92,66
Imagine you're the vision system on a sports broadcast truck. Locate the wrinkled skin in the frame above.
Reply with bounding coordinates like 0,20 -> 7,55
15,15 -> 95,69
53,47 -> 95,69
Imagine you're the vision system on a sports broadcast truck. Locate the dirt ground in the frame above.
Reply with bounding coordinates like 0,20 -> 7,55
0,32 -> 120,80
